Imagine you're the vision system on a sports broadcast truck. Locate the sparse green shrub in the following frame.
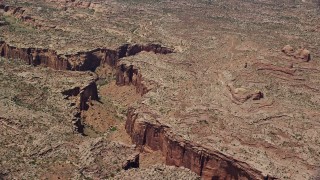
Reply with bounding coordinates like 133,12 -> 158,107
110,126 -> 117,132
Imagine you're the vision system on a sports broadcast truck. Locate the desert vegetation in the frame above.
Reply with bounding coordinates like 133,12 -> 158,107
0,0 -> 319,179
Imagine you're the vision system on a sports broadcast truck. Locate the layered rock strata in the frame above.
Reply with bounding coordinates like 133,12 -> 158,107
0,41 -> 173,71
0,41 -> 276,179
115,64 -> 148,96
62,81 -> 99,133
125,108 -> 275,180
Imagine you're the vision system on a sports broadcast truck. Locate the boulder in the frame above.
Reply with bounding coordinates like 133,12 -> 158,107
282,45 -> 311,61
294,48 -> 311,61
282,45 -> 294,55
231,86 -> 264,103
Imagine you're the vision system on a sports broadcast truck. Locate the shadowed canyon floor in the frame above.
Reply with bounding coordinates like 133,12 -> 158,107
1,0 -> 320,179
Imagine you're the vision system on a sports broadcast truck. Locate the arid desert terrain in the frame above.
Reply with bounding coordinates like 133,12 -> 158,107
0,0 -> 320,179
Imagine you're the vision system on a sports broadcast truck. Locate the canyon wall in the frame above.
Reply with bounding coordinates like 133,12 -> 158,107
1,2 -> 317,180
79,81 -> 99,111
115,64 -> 148,96
0,38 -> 274,179
0,41 -> 173,72
0,40 -> 171,104
0,40 -> 172,133
0,41 -> 69,70
62,81 -> 99,134
0,40 -> 273,179
125,108 -> 275,180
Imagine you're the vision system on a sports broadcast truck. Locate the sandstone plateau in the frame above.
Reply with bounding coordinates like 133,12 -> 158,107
0,0 -> 320,180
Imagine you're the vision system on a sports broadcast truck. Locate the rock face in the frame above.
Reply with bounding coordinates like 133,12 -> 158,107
125,108 -> 273,180
0,41 -> 69,70
79,82 -> 99,111
0,41 -> 173,134
0,41 -> 173,133
117,47 -> 320,180
61,76 -> 99,134
68,84 -> 98,133
0,41 -> 173,71
117,44 -> 174,58
116,64 -> 148,95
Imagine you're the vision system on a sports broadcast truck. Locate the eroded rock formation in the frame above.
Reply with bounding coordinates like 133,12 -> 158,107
115,64 -> 148,95
0,38 -> 279,179
1,0 -> 319,179
282,45 -> 294,55
0,41 -> 173,135
227,84 -> 264,104
0,41 -> 173,71
282,45 -> 311,61
0,3 -> 59,29
125,108 -> 274,180
61,77 -> 99,134
0,41 -> 69,70
294,48 -> 311,61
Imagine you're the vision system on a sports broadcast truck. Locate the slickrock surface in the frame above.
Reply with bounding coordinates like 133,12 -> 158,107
1,0 -> 320,179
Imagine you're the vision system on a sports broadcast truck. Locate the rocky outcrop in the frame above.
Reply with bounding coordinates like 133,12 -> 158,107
122,153 -> 140,170
79,82 -> 99,111
117,44 -> 174,58
0,3 -> 57,29
0,41 -> 69,70
282,45 -> 294,55
66,48 -> 119,71
61,87 -> 81,98
0,4 -> 38,26
294,48 -> 311,61
62,81 -> 99,134
1,5 -> 26,17
125,108 -> 275,180
0,38 -> 275,179
115,64 -> 148,96
0,41 -> 173,72
0,2 -> 174,67
282,45 -> 311,61
227,85 -> 264,104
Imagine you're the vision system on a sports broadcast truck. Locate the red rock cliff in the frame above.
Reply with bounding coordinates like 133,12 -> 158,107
0,41 -> 173,72
125,107 -> 275,180
115,64 -> 148,96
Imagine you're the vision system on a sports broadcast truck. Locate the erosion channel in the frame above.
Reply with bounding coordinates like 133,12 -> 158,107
0,41 -> 274,180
